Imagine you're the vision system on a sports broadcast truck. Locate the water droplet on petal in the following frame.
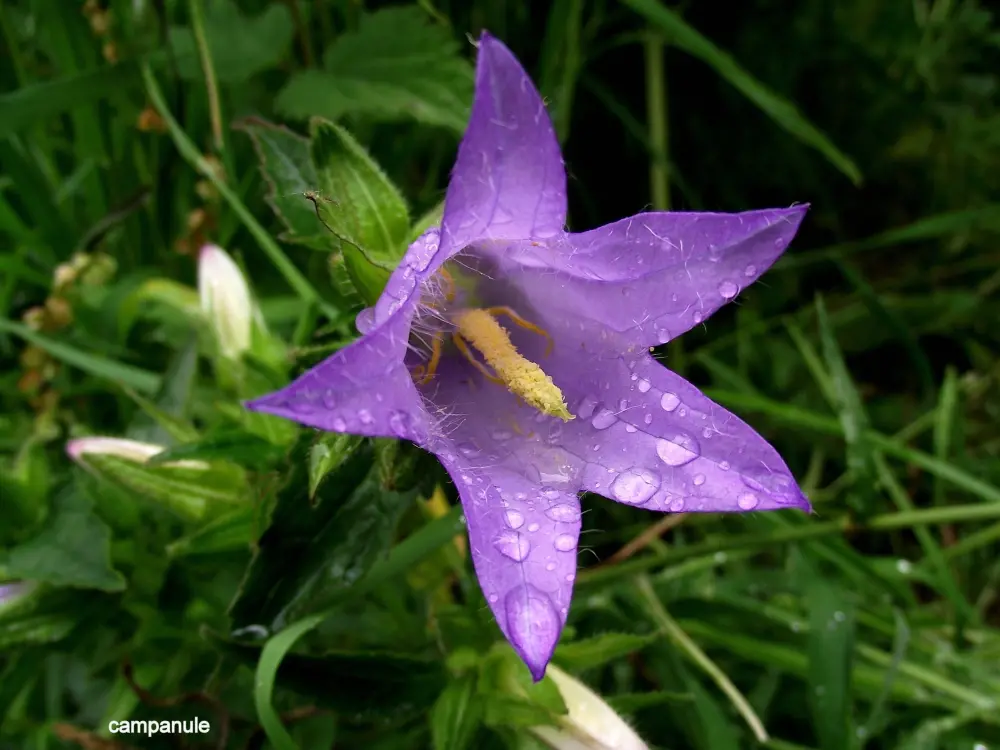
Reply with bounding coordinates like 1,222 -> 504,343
656,433 -> 700,466
737,492 -> 759,510
625,424 -> 637,433
545,561 -> 556,571
553,534 -> 577,552
388,410 -> 410,438
591,409 -> 617,430
637,378 -> 651,393
576,395 -> 598,419
545,504 -> 580,523
644,414 -> 653,425
611,468 -> 660,506
693,473 -> 706,486
489,593 -> 499,603
491,428 -> 513,442
527,522 -> 540,533
358,409 -> 374,426
322,391 -> 338,409
719,460 -> 730,471
565,573 -> 575,582
494,530 -> 531,561
718,281 -> 739,299
331,416 -> 347,431
505,509 -> 525,529
669,497 -> 685,512
660,393 -> 680,412
744,264 -> 757,277
458,442 -> 481,457
504,585 -> 560,670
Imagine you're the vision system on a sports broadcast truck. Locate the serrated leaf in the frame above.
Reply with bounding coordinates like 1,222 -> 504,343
229,438 -> 417,631
4,489 -> 125,591
236,117 -> 332,250
275,7 -> 473,132
169,0 -> 293,82
82,455 -> 245,521
308,117 -> 410,262
554,632 -> 659,672
431,675 -> 482,750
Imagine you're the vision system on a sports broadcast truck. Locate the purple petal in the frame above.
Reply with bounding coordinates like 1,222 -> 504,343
439,32 -> 566,255
503,206 -> 807,346
539,343 -> 811,513
245,231 -> 446,441
424,356 -> 579,680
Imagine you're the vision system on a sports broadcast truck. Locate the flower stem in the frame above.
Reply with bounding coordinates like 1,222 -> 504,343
644,33 -> 670,211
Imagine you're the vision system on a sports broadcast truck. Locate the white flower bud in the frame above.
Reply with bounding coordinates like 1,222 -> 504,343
532,665 -> 648,750
198,244 -> 252,359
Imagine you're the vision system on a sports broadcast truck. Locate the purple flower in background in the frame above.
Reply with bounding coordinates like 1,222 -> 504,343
247,32 -> 811,680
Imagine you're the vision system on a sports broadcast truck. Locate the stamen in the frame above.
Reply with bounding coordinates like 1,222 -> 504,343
417,332 -> 444,384
485,306 -> 554,356
452,308 -> 573,422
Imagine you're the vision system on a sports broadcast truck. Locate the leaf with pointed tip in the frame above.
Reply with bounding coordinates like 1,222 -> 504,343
275,7 -> 473,132
4,489 -> 124,592
554,632 -> 660,672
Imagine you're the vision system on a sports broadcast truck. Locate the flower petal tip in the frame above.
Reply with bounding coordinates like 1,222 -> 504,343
504,584 -> 562,684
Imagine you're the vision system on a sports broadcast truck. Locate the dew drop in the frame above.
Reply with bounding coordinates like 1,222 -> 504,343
331,416 -> 347,431
322,391 -> 337,409
644,413 -> 653,425
565,573 -> 575,582
719,460 -> 730,471
576,395 -> 599,419
737,492 -> 759,510
388,410 -> 410,438
545,504 -> 581,523
545,562 -> 556,571
693,473 -> 706,486
656,434 -> 700,466
744,264 -> 757,277
527,522 -> 540,533
358,409 -> 374,426
637,378 -> 651,393
458,442 -> 481,457
489,593 -> 499,603
625,424 -> 637,433
553,534 -> 577,552
660,393 -> 680,412
505,509 -> 525,529
591,409 -> 617,430
669,497 -> 685,512
718,281 -> 739,299
611,468 -> 660,506
491,428 -> 514,442
493,530 -> 531,561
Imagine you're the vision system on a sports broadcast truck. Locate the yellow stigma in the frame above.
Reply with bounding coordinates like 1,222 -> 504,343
452,308 -> 574,422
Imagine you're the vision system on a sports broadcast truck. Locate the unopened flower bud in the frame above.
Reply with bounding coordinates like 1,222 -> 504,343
198,245 -> 252,359
531,665 -> 648,750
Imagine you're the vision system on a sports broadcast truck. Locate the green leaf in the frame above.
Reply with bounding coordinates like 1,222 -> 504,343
211,633 -> 445,721
168,0 -> 293,82
81,455 -> 245,521
815,296 -> 875,508
236,117 -> 331,250
275,7 -> 473,132
0,589 -> 83,649
228,439 -> 416,631
309,117 -> 410,262
804,569 -> 855,750
482,695 -> 560,729
554,632 -> 659,672
431,675 -> 482,750
0,318 -> 161,394
167,506 -> 255,558
308,433 -> 365,500
607,690 -> 693,713
147,431 -> 285,468
4,488 -> 125,591
621,0 -> 861,184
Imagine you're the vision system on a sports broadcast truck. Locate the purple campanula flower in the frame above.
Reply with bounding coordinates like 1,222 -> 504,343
247,32 -> 811,680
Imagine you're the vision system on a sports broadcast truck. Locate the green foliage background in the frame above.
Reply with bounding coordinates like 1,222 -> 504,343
1,0 -> 999,748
